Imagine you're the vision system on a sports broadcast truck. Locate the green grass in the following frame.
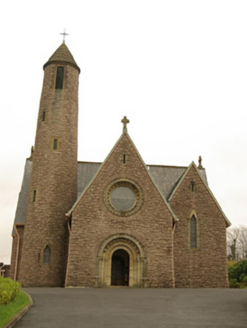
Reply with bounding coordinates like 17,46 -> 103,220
0,290 -> 30,328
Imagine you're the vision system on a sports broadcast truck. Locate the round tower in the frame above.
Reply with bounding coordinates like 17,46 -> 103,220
19,43 -> 80,286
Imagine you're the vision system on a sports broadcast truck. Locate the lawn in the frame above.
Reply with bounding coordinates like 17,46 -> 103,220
0,290 -> 31,328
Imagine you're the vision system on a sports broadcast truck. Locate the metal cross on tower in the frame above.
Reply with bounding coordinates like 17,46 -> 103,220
60,29 -> 69,43
121,116 -> 130,132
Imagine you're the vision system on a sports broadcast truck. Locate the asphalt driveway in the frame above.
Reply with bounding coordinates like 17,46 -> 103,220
15,288 -> 247,328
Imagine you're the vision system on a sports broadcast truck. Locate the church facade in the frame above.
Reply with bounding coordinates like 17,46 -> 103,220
10,43 -> 230,288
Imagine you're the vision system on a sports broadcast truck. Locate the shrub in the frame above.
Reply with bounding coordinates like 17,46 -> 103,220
241,275 -> 247,286
240,273 -> 247,282
227,260 -> 237,268
229,278 -> 240,288
228,260 -> 247,282
0,276 -> 21,305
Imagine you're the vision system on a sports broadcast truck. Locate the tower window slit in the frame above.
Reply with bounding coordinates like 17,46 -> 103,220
53,139 -> 58,150
42,111 -> 46,122
190,215 -> 197,248
55,67 -> 64,89
32,190 -> 36,202
123,154 -> 126,164
43,245 -> 50,263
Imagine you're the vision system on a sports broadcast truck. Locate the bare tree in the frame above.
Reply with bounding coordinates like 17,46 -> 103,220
238,225 -> 247,259
227,225 -> 247,260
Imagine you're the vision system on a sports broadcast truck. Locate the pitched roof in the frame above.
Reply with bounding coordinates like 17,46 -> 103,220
43,43 -> 80,72
76,162 -> 208,201
148,165 -> 187,199
12,159 -> 32,235
168,162 -> 231,227
77,161 -> 101,198
67,131 -> 179,221
12,153 -> 209,228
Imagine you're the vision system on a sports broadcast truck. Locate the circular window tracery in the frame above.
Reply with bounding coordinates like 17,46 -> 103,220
104,179 -> 143,216
111,186 -> 136,211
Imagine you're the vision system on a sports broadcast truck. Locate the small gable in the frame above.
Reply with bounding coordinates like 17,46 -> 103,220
169,162 -> 230,227
68,131 -> 177,222
169,162 -> 230,288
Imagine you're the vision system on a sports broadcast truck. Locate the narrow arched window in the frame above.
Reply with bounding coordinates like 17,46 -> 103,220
43,245 -> 50,263
32,190 -> 37,202
190,215 -> 197,248
42,111 -> 46,122
55,67 -> 64,89
53,138 -> 58,150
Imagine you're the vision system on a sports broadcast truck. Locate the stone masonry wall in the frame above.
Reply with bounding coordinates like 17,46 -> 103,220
66,133 -> 175,288
19,62 -> 79,287
170,164 -> 229,288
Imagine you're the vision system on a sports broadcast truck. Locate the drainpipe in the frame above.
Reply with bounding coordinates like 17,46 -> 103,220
171,220 -> 177,288
172,220 -> 177,234
65,214 -> 72,287
66,215 -> 71,234
14,224 -> 20,281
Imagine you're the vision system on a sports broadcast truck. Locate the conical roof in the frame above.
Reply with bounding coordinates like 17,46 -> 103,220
43,42 -> 80,72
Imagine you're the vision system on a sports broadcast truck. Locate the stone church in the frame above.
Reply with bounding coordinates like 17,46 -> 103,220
10,42 -> 230,288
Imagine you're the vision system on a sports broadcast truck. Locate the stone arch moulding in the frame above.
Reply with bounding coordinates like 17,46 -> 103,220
41,243 -> 51,264
188,210 -> 200,249
96,234 -> 147,288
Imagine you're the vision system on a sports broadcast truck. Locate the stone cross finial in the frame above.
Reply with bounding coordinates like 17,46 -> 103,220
60,29 -> 69,43
121,116 -> 130,132
198,155 -> 203,169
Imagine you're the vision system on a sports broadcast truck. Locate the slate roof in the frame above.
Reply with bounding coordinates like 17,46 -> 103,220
148,164 -> 208,200
77,161 -> 101,198
12,159 -> 207,233
12,159 -> 32,234
43,42 -> 80,72
68,132 -> 181,220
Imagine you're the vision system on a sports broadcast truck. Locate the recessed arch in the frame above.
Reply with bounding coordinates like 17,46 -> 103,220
188,211 -> 200,249
41,244 -> 50,264
96,234 -> 147,287
111,249 -> 129,286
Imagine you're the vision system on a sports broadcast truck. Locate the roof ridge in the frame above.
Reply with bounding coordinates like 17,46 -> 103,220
148,164 -> 188,169
77,161 -> 102,165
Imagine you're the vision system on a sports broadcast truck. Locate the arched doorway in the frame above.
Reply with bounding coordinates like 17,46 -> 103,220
97,234 -> 147,288
111,249 -> 129,286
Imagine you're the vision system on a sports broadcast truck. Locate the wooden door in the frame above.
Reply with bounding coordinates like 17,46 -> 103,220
111,249 -> 129,286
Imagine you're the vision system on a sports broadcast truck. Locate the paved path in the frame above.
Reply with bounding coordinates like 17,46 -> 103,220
15,288 -> 247,328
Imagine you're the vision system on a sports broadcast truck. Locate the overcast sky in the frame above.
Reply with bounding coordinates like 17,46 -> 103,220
1,1 -> 247,264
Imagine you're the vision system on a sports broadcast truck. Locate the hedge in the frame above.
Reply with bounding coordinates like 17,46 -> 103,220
0,276 -> 21,305
228,260 -> 247,289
